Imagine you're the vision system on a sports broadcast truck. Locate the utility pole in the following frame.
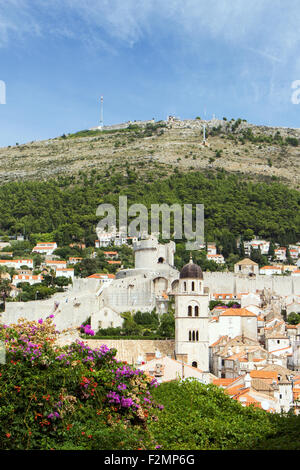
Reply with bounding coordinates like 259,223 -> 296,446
99,96 -> 103,129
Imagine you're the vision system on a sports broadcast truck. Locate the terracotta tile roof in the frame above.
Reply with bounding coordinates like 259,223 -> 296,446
225,385 -> 246,396
225,352 -> 246,361
250,370 -> 277,380
0,259 -> 33,263
212,293 -> 236,300
46,260 -> 66,264
13,274 -> 43,280
87,273 -> 115,279
213,378 -> 236,387
264,321 -> 285,330
260,266 -> 282,270
210,336 -> 228,348
220,308 -> 257,318
36,242 -> 56,247
271,346 -> 291,354
56,268 -> 74,271
249,379 -> 274,393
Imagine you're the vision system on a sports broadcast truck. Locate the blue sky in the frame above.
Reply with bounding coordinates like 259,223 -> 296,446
1,0 -> 300,146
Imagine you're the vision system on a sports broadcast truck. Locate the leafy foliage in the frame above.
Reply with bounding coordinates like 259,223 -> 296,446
0,170 -> 298,250
149,379 -> 300,450
0,318 -> 163,450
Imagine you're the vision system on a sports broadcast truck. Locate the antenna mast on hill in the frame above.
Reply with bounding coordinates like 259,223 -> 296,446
99,96 -> 104,129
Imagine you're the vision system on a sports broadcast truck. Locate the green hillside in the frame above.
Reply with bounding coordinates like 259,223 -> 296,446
0,169 -> 298,250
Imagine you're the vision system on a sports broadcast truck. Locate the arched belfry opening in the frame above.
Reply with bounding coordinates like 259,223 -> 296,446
192,361 -> 198,368
158,257 -> 165,264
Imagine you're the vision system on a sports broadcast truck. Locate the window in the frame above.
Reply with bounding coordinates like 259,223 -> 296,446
192,361 -> 197,368
184,282 -> 187,292
195,306 -> 199,317
196,331 -> 199,341
192,281 -> 195,291
188,306 -> 192,317
192,331 -> 195,342
189,331 -> 191,341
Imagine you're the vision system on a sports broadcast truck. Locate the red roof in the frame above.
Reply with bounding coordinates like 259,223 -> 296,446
220,308 -> 257,318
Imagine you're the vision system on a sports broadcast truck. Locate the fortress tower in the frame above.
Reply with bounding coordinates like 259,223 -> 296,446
133,235 -> 175,270
174,257 -> 210,371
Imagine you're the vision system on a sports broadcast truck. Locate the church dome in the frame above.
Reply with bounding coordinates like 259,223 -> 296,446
179,257 -> 203,280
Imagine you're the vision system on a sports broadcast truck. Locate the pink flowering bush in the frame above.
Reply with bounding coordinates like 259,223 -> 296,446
0,318 -> 163,450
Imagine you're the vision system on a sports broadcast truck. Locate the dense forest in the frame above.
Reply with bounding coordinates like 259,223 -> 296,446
0,168 -> 299,253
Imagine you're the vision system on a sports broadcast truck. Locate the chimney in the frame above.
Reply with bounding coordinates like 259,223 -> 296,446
155,363 -> 164,377
146,352 -> 156,362
245,373 -> 252,389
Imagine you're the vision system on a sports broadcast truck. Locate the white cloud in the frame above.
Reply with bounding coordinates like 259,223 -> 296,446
0,0 -> 300,71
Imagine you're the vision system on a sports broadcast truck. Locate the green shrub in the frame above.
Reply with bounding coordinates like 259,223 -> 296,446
0,318 -> 163,450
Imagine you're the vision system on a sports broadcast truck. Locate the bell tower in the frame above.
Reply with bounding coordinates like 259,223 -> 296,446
174,256 -> 209,371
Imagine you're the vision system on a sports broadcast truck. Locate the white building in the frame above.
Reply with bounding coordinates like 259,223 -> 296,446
45,260 -> 67,270
12,274 -> 43,286
0,259 -> 33,269
32,243 -> 57,256
274,248 -> 287,262
243,239 -> 270,256
218,308 -> 258,341
140,355 -> 214,384
234,259 -> 259,276
260,266 -> 282,275
289,248 -> 300,261
265,335 -> 291,354
55,268 -> 74,281
207,244 -> 217,255
174,257 -> 210,371
207,254 -> 225,264
68,257 -> 83,265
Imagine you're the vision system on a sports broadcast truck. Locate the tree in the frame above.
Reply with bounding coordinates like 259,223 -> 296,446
286,247 -> 293,265
54,276 -> 71,287
0,278 -> 11,307
133,310 -> 159,334
157,313 -> 175,338
239,238 -> 245,258
268,241 -> 275,260
286,312 -> 300,325
250,247 -> 268,267
120,312 -> 143,335
243,229 -> 254,242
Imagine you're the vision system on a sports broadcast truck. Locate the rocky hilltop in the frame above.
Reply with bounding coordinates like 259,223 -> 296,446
1,117 -> 300,188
